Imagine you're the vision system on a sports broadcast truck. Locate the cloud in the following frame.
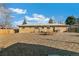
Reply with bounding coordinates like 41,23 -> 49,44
25,13 -> 49,20
32,13 -> 45,20
13,20 -> 23,26
13,13 -> 50,27
9,8 -> 27,14
51,16 -> 55,20
12,20 -> 23,28
25,13 -> 49,23
24,13 -> 46,21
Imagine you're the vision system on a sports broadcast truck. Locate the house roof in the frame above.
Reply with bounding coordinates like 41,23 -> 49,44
18,24 -> 68,27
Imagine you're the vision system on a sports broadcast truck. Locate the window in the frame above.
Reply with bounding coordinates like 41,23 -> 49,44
35,27 -> 38,29
47,27 -> 50,29
22,27 -> 26,29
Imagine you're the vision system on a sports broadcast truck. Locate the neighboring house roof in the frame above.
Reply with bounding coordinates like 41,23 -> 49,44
0,25 -> 13,29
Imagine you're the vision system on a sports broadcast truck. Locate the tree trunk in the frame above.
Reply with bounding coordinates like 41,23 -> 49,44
68,25 -> 72,32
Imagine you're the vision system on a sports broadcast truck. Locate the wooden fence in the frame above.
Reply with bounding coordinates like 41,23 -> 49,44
0,29 -> 15,35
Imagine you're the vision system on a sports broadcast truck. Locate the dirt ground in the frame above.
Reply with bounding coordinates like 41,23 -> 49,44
0,32 -> 79,53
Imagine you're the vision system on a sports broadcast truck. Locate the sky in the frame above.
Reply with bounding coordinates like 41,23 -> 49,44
5,3 -> 79,26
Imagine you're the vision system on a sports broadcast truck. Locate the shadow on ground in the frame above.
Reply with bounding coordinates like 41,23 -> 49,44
69,33 -> 79,37
71,35 -> 79,37
0,43 -> 79,56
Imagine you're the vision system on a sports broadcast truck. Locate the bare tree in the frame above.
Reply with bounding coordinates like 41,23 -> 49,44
0,4 -> 12,28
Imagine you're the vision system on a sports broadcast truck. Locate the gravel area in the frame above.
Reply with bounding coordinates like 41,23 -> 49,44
0,32 -> 79,53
